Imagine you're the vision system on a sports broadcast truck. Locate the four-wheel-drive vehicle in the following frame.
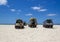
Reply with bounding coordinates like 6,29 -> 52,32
15,19 -> 24,29
28,18 -> 37,28
43,19 -> 53,28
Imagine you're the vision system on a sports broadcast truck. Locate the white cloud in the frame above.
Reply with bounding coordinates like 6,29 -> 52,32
0,0 -> 7,5
31,6 -> 47,12
25,14 -> 33,16
10,9 -> 21,14
47,14 -> 56,16
10,9 -> 16,12
10,9 -> 21,12
31,6 -> 41,10
39,9 -> 47,12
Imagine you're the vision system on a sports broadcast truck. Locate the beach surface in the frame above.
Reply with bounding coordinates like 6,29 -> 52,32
0,25 -> 60,42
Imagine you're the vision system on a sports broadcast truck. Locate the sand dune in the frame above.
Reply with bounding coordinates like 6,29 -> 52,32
0,25 -> 60,42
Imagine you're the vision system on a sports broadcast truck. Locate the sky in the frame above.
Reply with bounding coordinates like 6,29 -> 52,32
0,0 -> 60,24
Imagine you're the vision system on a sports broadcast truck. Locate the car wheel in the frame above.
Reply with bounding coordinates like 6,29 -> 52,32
50,25 -> 53,28
22,26 -> 24,28
34,25 -> 36,27
15,26 -> 20,29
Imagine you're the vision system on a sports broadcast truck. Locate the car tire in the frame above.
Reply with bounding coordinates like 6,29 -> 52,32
15,26 -> 20,29
50,25 -> 53,28
34,25 -> 36,27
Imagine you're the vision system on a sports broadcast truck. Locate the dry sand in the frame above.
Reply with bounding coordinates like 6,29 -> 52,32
0,25 -> 60,42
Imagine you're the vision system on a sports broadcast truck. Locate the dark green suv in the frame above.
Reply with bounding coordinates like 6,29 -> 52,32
28,18 -> 37,28
15,19 -> 24,29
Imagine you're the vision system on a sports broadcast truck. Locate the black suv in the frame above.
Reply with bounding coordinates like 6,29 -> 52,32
43,19 -> 53,28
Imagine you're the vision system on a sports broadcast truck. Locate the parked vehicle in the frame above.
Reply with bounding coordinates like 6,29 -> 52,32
28,18 -> 37,28
43,19 -> 53,28
15,19 -> 24,29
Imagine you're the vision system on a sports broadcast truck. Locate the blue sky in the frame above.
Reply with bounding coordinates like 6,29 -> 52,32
0,0 -> 60,24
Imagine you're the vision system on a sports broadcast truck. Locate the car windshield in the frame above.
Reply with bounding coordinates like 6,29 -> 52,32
46,20 -> 52,23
